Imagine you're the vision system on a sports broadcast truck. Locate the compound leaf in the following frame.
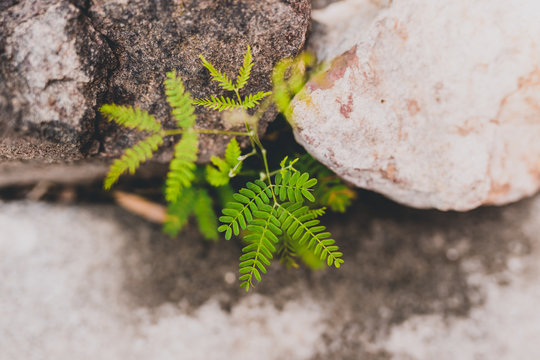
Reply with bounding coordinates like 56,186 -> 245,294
104,133 -> 163,190
164,70 -> 196,128
163,187 -> 197,236
165,130 -> 199,203
193,188 -> 219,241
235,45 -> 253,90
200,55 -> 236,91
100,104 -> 162,133
242,91 -> 272,109
193,95 -> 242,112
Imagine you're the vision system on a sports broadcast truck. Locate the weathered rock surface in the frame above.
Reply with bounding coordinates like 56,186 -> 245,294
2,191 -> 540,359
0,1 -> 114,162
292,0 -> 540,211
0,0 -> 310,169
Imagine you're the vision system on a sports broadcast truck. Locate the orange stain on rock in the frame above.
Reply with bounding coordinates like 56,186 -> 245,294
406,99 -> 420,116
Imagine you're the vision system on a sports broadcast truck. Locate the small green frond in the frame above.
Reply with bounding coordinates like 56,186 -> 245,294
287,52 -> 316,95
277,233 -> 326,270
239,210 -> 282,291
164,70 -> 196,128
199,55 -> 236,91
294,153 -> 357,213
321,185 -> 357,213
242,91 -> 272,109
218,180 -> 273,240
277,235 -> 300,269
205,138 -> 242,187
274,168 -> 317,203
306,207 -> 327,219
206,165 -> 230,187
163,187 -> 197,236
275,202 -> 344,268
193,96 -> 242,112
271,51 -> 316,118
165,130 -> 199,203
272,57 -> 294,115
100,104 -> 162,133
210,156 -> 229,173
235,45 -> 253,90
104,133 -> 163,190
193,188 -> 218,241
224,138 -> 241,170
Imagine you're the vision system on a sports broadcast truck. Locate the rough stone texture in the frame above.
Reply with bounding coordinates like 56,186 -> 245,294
2,192 -> 540,359
292,0 -> 540,211
0,0 -> 114,162
0,0 -> 310,168
88,0 -> 311,162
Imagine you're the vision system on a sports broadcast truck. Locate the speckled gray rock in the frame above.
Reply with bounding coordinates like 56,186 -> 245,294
0,0 -> 310,171
292,0 -> 540,211
89,0 -> 311,162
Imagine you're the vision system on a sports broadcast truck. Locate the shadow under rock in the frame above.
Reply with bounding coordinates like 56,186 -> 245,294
110,189 -> 534,346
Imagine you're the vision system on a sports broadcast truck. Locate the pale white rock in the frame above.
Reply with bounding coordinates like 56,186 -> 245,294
292,0 -> 540,211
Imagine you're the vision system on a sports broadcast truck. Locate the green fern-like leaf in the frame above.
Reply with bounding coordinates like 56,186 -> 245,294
104,133 -> 163,190
235,45 -> 253,90
100,104 -> 162,133
165,130 -> 199,203
275,202 -> 344,268
295,154 -> 357,213
274,169 -> 317,203
218,169 -> 317,240
193,95 -> 242,112
206,138 -> 242,186
272,58 -> 294,115
224,138 -> 242,171
271,52 -> 316,118
163,187 -> 197,236
218,179 -> 273,240
277,233 -> 326,270
239,205 -> 282,291
193,188 -> 219,241
200,55 -> 236,91
277,234 -> 300,269
164,70 -> 196,128
242,91 -> 272,109
206,165 -> 230,187
320,185 -> 357,213
306,207 -> 326,219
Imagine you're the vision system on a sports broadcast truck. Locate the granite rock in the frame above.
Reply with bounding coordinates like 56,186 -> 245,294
0,0 -> 310,169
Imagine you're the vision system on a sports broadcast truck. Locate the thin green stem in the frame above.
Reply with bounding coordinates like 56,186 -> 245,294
234,92 -> 276,203
243,122 -> 257,150
163,128 -> 249,137
229,149 -> 257,177
262,163 -> 297,180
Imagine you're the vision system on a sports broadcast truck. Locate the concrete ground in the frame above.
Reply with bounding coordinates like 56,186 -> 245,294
1,192 -> 540,359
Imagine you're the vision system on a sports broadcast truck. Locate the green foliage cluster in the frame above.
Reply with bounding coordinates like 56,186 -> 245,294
101,46 -> 356,291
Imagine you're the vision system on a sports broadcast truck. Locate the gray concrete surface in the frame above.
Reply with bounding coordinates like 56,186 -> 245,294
1,193 -> 539,359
